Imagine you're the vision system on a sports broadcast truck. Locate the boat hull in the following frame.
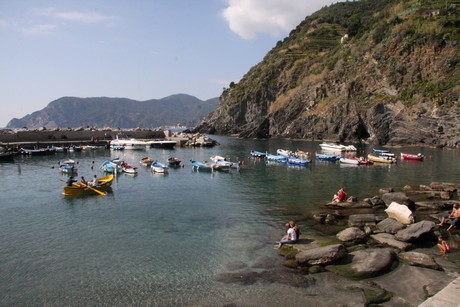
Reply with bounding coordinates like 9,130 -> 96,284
367,154 -> 396,164
63,174 -> 113,196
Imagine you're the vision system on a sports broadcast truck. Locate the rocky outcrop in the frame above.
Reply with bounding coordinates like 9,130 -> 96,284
194,1 -> 460,148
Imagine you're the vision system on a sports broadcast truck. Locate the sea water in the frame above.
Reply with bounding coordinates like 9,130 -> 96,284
0,136 -> 459,306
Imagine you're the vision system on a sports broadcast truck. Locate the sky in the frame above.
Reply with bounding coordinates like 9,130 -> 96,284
0,0 -> 336,127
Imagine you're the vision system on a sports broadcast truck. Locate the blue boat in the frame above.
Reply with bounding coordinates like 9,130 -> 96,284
266,154 -> 287,162
100,160 -> 122,173
59,159 -> 78,174
190,160 -> 213,171
287,156 -> 310,166
315,153 -> 341,161
151,161 -> 169,173
250,150 -> 266,158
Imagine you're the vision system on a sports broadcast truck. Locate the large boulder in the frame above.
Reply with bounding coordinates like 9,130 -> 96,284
348,214 -> 378,227
326,248 -> 395,279
394,221 -> 436,242
381,192 -> 416,210
398,251 -> 442,271
336,227 -> 367,243
370,233 -> 413,251
295,244 -> 348,266
376,218 -> 406,234
385,202 -> 414,225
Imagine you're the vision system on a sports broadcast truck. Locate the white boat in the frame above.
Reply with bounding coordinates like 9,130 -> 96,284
59,159 -> 78,173
319,143 -> 357,152
151,161 -> 169,173
339,157 -> 361,165
276,149 -> 292,157
110,133 -> 148,150
210,155 -> 234,167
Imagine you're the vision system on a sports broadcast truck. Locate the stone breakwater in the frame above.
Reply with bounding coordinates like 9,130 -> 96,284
0,128 -> 218,148
215,182 -> 460,306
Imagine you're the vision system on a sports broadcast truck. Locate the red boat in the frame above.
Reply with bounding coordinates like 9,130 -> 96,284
400,152 -> 424,161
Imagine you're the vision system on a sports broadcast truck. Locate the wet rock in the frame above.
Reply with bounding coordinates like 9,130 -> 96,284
336,227 -> 367,244
398,251 -> 442,271
348,214 -> 378,227
376,218 -> 406,234
429,182 -> 457,192
370,233 -> 413,251
395,221 -> 436,242
382,192 -> 416,210
295,244 -> 348,266
325,201 -> 372,209
252,256 -> 279,269
326,248 -> 395,279
214,271 -> 259,285
385,202 -> 414,225
366,196 -> 386,207
415,201 -> 451,210
379,188 -> 394,194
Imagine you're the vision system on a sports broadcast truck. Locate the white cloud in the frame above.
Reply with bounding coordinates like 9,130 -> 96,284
222,0 -> 335,40
38,8 -> 115,24
22,24 -> 57,35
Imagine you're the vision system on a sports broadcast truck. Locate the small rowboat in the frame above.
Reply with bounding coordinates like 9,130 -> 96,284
191,160 -> 213,171
63,174 -> 113,196
168,157 -> 182,167
339,157 -> 361,165
401,152 -> 424,161
151,161 -> 169,173
121,161 -> 138,174
287,156 -> 310,166
250,150 -> 266,158
367,154 -> 396,164
316,153 -> 341,161
140,156 -> 154,167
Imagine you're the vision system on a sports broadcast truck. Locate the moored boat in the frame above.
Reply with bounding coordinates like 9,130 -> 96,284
315,153 -> 341,161
287,156 -> 310,166
190,160 -> 213,171
401,152 -> 424,161
266,154 -> 287,162
319,143 -> 357,152
140,156 -> 154,167
151,161 -> 169,173
100,160 -> 122,173
59,159 -> 78,173
367,154 -> 396,164
250,150 -> 266,158
110,133 -> 148,150
167,157 -> 182,167
276,149 -> 292,157
62,174 -> 113,196
339,157 -> 361,165
121,161 -> 138,174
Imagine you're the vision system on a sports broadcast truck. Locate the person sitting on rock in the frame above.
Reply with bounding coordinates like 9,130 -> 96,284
438,203 -> 459,231
277,223 -> 297,249
289,220 -> 300,243
332,187 -> 347,202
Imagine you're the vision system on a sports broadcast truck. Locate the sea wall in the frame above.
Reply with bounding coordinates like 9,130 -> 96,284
0,129 -> 166,146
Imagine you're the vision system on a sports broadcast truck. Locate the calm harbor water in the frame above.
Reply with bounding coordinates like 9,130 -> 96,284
1,136 -> 459,306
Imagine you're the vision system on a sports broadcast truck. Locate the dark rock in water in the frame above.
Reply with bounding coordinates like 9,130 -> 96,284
326,248 -> 395,279
251,256 -> 280,269
376,218 -> 406,234
213,271 -> 259,285
367,196 -> 386,207
429,182 -> 458,192
394,221 -> 436,242
348,214 -> 378,227
336,227 -> 367,244
381,192 -> 416,210
370,233 -> 413,251
398,251 -> 442,271
295,244 -> 347,266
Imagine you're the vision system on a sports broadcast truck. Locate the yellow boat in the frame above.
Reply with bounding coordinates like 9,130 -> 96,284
367,154 -> 396,164
62,174 -> 114,196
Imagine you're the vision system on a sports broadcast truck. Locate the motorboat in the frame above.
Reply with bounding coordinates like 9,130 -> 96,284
250,150 -> 266,158
266,154 -> 287,162
110,133 -> 148,150
401,152 -> 424,161
319,143 -> 357,152
315,153 -> 341,161
59,159 -> 78,173
367,154 -> 396,164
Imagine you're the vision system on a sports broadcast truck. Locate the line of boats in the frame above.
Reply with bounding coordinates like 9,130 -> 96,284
251,143 -> 425,166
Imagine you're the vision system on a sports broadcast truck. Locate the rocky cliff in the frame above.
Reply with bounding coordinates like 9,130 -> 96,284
195,0 -> 460,147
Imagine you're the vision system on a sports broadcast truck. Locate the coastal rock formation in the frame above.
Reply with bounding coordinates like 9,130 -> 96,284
295,244 -> 347,266
327,248 -> 395,279
394,221 -> 437,242
194,1 -> 460,148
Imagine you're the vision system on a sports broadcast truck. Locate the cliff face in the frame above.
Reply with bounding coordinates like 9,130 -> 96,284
195,0 -> 460,147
